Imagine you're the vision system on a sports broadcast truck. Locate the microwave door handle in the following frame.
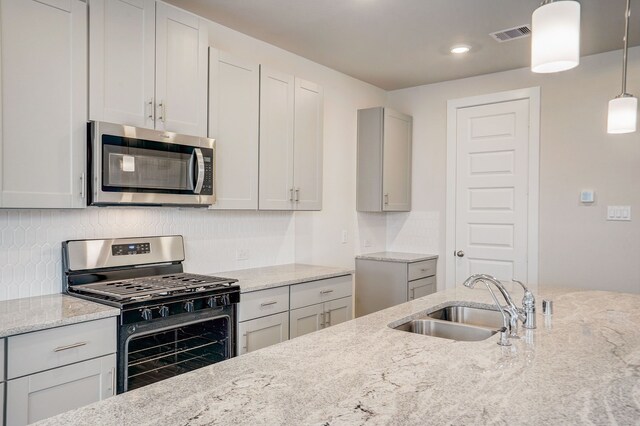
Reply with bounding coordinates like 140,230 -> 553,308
192,148 -> 205,194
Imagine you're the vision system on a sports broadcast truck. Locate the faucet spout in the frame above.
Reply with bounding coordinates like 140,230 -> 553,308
463,274 -> 513,346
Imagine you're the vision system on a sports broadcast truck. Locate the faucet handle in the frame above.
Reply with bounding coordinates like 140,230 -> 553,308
513,279 -> 536,330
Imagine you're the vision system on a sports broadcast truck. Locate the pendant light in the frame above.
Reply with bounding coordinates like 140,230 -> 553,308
531,0 -> 581,73
607,0 -> 637,134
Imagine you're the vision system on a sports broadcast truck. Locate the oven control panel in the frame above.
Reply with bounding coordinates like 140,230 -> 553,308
112,242 -> 151,256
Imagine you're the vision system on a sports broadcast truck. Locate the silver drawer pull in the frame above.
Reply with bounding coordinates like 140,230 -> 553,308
260,301 -> 278,307
54,341 -> 87,352
320,289 -> 334,295
420,268 -> 429,272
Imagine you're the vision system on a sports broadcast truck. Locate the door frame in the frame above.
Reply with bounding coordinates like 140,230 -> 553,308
445,87 -> 541,288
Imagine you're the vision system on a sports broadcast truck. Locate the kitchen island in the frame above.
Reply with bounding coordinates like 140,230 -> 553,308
37,284 -> 640,425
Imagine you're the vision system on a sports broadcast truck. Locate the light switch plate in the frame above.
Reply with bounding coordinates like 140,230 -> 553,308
607,206 -> 631,221
580,190 -> 594,203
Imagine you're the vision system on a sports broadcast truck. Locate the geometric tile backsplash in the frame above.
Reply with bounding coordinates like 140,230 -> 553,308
0,208 -> 294,301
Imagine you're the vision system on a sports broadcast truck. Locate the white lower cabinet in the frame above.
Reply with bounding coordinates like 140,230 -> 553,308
289,296 -> 352,339
237,312 -> 289,356
1,382 -> 4,426
7,354 -> 115,426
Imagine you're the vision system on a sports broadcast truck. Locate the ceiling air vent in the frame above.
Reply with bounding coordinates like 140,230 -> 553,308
490,25 -> 532,43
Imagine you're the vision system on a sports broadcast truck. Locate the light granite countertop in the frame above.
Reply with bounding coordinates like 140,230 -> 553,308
38,284 -> 640,425
356,251 -> 438,263
0,293 -> 119,338
212,263 -> 353,293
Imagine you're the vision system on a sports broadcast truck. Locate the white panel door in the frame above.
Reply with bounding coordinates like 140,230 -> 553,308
155,2 -> 208,136
6,354 -> 115,426
89,0 -> 156,128
259,67 -> 295,210
382,109 -> 412,211
0,0 -> 87,208
324,296 -> 352,327
237,312 -> 289,355
455,99 -> 530,283
289,303 -> 324,339
293,78 -> 323,211
209,49 -> 260,210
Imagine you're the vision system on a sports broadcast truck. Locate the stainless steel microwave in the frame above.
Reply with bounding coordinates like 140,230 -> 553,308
88,121 -> 215,207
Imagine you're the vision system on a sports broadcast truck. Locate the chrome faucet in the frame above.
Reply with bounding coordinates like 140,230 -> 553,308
462,274 -> 536,345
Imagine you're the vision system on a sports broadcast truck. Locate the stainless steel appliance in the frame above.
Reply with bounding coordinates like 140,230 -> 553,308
62,235 -> 239,393
88,121 -> 215,206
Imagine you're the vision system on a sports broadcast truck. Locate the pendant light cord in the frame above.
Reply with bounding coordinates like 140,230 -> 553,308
621,0 -> 631,96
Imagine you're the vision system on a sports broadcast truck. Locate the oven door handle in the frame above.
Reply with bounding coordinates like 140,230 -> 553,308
191,148 -> 205,194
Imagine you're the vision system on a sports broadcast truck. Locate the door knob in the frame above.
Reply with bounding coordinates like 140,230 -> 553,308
456,250 -> 465,257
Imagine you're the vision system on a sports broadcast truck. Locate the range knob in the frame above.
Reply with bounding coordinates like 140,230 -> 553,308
159,306 -> 170,318
141,308 -> 153,321
184,300 -> 195,313
206,296 -> 217,308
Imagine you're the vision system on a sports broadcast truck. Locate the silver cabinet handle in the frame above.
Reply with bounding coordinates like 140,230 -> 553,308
410,288 -> 415,300
260,301 -> 278,307
241,332 -> 248,351
192,148 -> 205,194
54,341 -> 87,352
384,193 -> 389,205
319,311 -> 325,328
320,289 -> 334,295
294,188 -> 300,202
147,99 -> 154,120
325,310 -> 331,327
289,188 -> 294,202
158,101 -> 166,122
80,173 -> 85,199
109,367 -> 116,396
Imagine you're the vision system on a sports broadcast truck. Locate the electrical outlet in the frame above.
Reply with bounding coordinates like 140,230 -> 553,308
341,230 -> 348,244
236,249 -> 249,260
363,239 -> 372,248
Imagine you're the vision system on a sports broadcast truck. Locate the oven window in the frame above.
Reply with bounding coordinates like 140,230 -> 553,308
126,316 -> 229,392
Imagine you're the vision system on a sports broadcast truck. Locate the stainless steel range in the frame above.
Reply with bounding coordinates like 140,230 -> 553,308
62,235 -> 239,393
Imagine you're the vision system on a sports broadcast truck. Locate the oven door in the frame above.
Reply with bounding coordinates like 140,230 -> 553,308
118,307 -> 234,393
89,121 -> 215,206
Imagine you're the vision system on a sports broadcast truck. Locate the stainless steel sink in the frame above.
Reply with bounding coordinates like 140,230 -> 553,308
394,319 -> 497,341
427,305 -> 504,329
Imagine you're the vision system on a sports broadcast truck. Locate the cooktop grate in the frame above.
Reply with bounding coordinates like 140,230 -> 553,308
73,273 -> 233,300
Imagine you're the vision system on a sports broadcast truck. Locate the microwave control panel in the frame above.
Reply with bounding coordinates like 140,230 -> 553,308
202,155 -> 213,195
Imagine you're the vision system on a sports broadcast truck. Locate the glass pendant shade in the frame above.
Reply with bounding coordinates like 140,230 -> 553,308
607,96 -> 638,134
531,1 -> 581,73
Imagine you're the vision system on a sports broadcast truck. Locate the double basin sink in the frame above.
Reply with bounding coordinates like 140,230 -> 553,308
392,305 -> 504,342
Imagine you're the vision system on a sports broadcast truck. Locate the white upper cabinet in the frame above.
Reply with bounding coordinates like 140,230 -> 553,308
89,0 -> 208,137
209,49 -> 260,210
0,0 -> 87,209
155,2 -> 208,136
259,67 -> 295,210
357,107 -> 412,212
259,69 -> 323,211
89,0 -> 156,128
293,78 -> 324,211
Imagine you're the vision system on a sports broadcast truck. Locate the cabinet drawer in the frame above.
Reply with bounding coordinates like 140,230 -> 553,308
7,318 -> 116,379
238,286 -> 290,322
290,274 -> 352,309
408,276 -> 436,300
237,311 -> 289,355
0,338 -> 5,382
408,259 -> 437,281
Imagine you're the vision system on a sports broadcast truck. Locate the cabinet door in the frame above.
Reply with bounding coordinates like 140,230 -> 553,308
209,49 -> 260,209
89,0 -> 156,128
289,303 -> 324,339
155,2 -> 208,136
408,276 -> 436,300
7,354 -> 115,426
259,67 -> 295,210
382,108 -> 412,211
325,296 -> 353,327
293,78 -> 323,211
0,0 -> 87,208
0,382 -> 4,426
237,312 -> 289,355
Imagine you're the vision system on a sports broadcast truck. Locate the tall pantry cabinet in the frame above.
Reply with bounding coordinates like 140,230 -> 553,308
89,0 -> 208,137
0,0 -> 87,208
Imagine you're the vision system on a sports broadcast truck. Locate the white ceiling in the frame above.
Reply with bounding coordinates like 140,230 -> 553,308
166,0 -> 639,90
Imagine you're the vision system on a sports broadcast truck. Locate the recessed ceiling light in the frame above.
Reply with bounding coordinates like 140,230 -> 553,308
450,45 -> 471,54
